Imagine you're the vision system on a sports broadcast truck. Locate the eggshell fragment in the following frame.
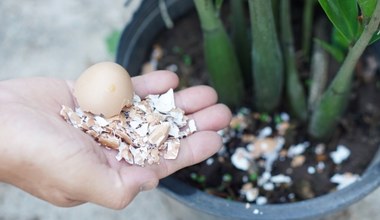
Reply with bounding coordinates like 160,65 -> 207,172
74,62 -> 134,118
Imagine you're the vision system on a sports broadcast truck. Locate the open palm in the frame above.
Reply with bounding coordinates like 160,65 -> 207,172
0,71 -> 231,209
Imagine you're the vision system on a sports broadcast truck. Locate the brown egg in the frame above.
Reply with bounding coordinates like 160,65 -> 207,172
74,62 -> 134,118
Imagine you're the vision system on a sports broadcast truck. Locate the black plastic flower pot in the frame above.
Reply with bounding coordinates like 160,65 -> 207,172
116,0 -> 380,219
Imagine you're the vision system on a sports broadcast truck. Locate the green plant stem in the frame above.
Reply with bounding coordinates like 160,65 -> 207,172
308,18 -> 329,111
308,0 -> 380,140
193,0 -> 244,107
271,0 -> 280,32
248,0 -> 284,113
280,0 -> 308,121
302,0 -> 317,57
231,0 -> 251,87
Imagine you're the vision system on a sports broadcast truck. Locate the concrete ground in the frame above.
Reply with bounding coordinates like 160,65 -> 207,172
0,0 -> 380,219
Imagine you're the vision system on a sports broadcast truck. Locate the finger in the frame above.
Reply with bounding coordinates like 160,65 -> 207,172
174,85 -> 218,114
189,104 -> 232,131
132,71 -> 179,98
149,131 -> 222,179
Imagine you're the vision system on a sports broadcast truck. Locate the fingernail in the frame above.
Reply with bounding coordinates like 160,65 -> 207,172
140,180 -> 158,191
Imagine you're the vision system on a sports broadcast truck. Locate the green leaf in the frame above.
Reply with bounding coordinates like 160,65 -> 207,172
332,26 -> 350,49
357,0 -> 380,44
314,38 -> 345,62
318,0 -> 359,44
358,0 -> 377,21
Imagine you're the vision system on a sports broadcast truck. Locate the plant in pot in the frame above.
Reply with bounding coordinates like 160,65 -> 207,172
117,0 -> 380,219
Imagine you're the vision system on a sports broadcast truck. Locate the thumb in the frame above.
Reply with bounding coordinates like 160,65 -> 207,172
71,160 -> 158,209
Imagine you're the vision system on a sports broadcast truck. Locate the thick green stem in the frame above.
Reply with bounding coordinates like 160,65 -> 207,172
280,0 -> 308,121
302,0 -> 317,57
249,0 -> 284,113
308,0 -> 380,140
231,0 -> 251,87
194,0 -> 244,107
308,18 -> 329,111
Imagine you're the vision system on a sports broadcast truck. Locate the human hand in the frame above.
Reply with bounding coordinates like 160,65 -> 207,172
0,71 -> 231,209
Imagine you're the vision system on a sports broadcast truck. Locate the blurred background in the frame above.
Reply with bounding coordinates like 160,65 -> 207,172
0,0 -> 380,219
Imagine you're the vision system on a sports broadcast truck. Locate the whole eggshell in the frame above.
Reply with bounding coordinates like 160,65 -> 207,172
74,62 -> 134,118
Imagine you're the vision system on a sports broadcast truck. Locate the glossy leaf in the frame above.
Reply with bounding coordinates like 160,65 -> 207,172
358,0 -> 377,21
332,26 -> 351,49
318,0 -> 359,44
357,0 -> 380,44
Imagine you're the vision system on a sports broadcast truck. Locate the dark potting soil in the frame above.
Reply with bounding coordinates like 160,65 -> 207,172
143,8 -> 380,204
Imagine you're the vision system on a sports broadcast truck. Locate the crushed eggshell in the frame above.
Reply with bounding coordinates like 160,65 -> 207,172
231,147 -> 252,171
287,142 -> 310,158
61,88 -> 196,166
330,173 -> 359,190
270,174 -> 292,185
255,196 -> 268,205
240,183 -> 259,202
330,145 -> 351,164
291,155 -> 306,168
